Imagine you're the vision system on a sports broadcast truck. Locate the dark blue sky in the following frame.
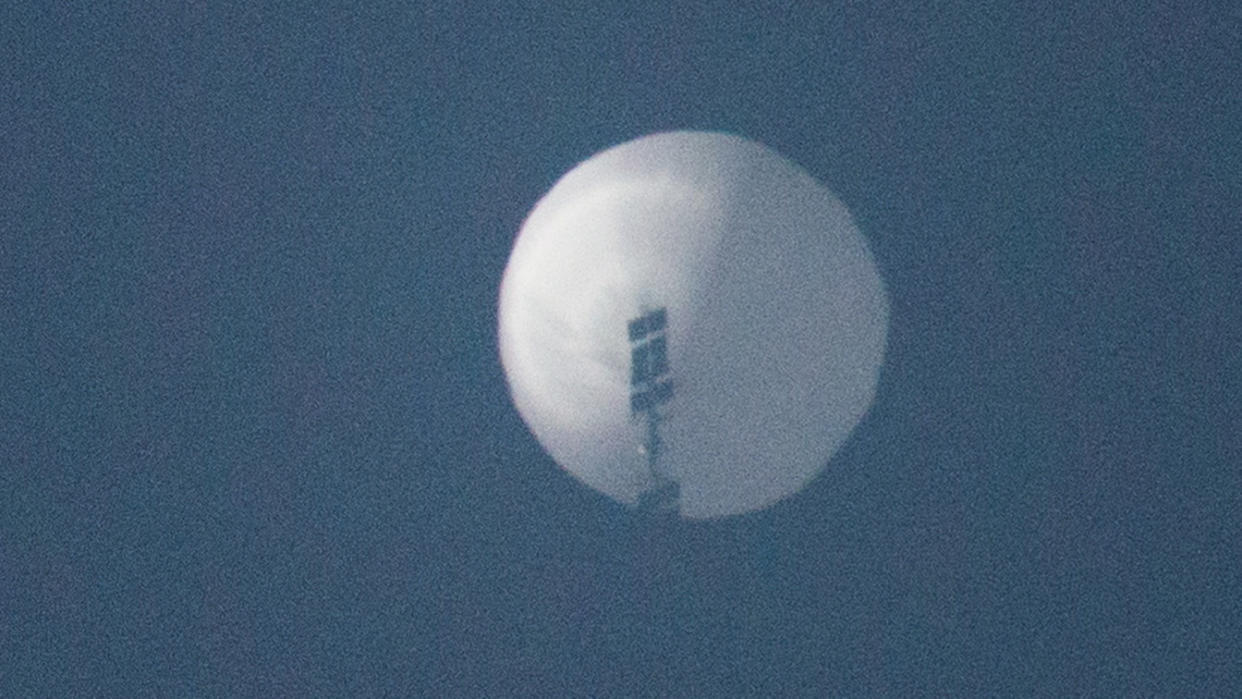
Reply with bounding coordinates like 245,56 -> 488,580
3,2 -> 1239,694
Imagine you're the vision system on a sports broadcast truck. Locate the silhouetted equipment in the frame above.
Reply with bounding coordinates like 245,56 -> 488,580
628,307 -> 666,341
629,307 -> 678,512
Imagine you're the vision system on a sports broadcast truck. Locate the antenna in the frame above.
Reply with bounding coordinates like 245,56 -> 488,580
628,307 -> 679,513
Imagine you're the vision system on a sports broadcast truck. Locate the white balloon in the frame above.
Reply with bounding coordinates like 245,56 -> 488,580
498,131 -> 888,518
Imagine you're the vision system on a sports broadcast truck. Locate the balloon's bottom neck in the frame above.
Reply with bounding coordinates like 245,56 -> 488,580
637,476 -> 680,515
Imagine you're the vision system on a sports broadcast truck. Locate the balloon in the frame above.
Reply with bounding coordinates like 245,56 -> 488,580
498,131 -> 888,519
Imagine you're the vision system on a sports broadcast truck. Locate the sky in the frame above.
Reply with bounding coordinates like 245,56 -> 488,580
2,1 -> 1239,695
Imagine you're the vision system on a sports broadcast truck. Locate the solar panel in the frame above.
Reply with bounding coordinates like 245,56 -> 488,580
627,307 -> 667,342
630,336 -> 669,387
629,379 -> 673,413
628,306 -> 678,511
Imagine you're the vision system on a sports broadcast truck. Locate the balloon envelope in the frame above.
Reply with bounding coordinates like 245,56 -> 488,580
498,131 -> 888,518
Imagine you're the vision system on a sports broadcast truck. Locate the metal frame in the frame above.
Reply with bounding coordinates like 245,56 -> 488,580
628,307 -> 679,513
